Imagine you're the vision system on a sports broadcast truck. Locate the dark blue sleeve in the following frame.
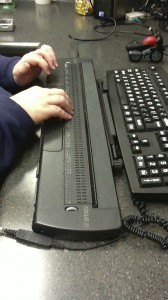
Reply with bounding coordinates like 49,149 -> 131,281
0,91 -> 35,185
0,55 -> 21,94
0,56 -> 35,185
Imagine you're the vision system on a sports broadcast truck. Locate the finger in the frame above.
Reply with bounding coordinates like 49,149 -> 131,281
48,95 -> 73,115
40,44 -> 58,66
47,88 -> 71,101
38,45 -> 58,69
23,54 -> 51,75
48,105 -> 72,120
46,90 -> 73,113
47,88 -> 72,103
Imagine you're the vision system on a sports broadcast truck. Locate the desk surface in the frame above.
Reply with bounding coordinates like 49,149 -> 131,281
0,1 -> 168,300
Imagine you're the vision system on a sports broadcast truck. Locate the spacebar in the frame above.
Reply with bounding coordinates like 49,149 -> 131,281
82,62 -> 118,209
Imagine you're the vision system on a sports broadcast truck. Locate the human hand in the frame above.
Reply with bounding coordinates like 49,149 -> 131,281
12,44 -> 58,87
10,86 -> 73,124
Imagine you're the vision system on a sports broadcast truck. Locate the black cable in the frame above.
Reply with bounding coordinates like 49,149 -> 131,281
123,215 -> 168,249
88,0 -> 93,9
1,227 -> 128,250
115,20 -> 154,35
68,17 -> 117,42
69,16 -> 168,60
69,38 -> 80,58
137,0 -> 168,32
50,232 -> 128,251
68,17 -> 155,45
122,199 -> 168,250
3,209 -> 168,250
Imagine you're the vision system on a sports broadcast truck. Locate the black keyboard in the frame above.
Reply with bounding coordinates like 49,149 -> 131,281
106,65 -> 168,201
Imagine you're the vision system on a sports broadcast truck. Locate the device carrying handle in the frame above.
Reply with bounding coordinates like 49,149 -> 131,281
97,80 -> 123,171
0,42 -> 41,56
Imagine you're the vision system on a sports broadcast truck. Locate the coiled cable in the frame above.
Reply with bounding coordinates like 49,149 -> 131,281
122,199 -> 168,249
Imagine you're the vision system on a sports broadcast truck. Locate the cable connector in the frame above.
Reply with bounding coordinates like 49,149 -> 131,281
15,229 -> 52,249
2,227 -> 52,249
2,227 -> 64,250
1,227 -> 121,250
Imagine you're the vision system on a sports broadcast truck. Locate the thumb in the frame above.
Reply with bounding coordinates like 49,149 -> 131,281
18,62 -> 31,74
13,62 -> 32,86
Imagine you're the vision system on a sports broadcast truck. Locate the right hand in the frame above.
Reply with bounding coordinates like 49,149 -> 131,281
13,44 -> 58,87
10,86 -> 73,124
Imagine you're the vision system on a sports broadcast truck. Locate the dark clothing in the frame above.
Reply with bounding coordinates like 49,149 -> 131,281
0,56 -> 35,185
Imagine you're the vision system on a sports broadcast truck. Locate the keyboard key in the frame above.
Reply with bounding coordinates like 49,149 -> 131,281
141,177 -> 162,187
134,117 -> 144,131
156,153 -> 167,160
141,139 -> 150,146
127,123 -> 135,132
148,161 -> 157,168
130,133 -> 138,139
160,136 -> 168,142
136,158 -> 146,169
132,145 -> 142,153
145,121 -> 163,130
162,143 -> 168,151
158,160 -> 168,167
149,169 -> 159,176
139,169 -> 148,177
158,130 -> 166,136
163,118 -> 168,128
125,117 -> 133,123
124,111 -> 131,116
146,155 -> 155,160
130,139 -> 140,146
161,168 -> 168,175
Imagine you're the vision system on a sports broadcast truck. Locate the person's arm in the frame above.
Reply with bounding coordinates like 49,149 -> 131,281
0,90 -> 35,186
12,44 -> 58,87
0,55 -> 21,93
0,45 -> 72,186
0,44 -> 58,92
0,85 -> 73,186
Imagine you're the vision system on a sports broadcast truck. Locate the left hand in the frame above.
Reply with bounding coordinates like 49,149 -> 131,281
10,86 -> 73,124
12,44 -> 58,87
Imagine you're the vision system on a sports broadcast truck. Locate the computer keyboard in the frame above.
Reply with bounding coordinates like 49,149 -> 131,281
106,65 -> 168,201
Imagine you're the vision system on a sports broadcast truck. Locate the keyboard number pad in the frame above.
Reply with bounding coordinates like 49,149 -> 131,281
135,154 -> 168,187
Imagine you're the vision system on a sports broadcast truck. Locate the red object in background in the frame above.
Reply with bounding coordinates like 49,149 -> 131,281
126,30 -> 164,62
142,35 -> 157,45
